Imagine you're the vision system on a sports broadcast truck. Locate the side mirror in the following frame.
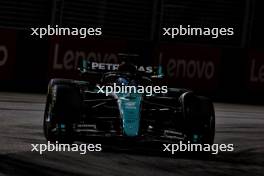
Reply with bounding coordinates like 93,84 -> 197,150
151,66 -> 164,79
78,58 -> 90,74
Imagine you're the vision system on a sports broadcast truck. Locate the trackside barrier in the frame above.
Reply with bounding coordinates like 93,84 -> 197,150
0,31 -> 263,103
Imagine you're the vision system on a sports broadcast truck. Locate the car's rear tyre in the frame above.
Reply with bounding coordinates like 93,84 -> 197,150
43,80 -> 81,143
180,92 -> 215,145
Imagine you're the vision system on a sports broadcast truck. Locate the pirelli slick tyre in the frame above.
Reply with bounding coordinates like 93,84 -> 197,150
43,80 -> 81,143
180,92 -> 215,145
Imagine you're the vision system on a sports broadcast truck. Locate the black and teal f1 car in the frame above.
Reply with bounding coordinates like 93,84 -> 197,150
43,62 -> 215,145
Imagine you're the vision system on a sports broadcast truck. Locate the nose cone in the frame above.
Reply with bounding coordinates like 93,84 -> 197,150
117,94 -> 142,137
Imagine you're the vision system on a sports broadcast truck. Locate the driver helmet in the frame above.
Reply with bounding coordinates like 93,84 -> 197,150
116,77 -> 129,86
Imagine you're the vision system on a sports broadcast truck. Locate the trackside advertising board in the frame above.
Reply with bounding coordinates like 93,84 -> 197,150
0,29 -> 16,80
247,49 -> 264,92
158,44 -> 221,92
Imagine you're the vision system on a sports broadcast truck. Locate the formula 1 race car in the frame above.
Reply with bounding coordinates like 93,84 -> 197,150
43,58 -> 215,145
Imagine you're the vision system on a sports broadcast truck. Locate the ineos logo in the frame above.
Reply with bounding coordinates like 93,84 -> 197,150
0,45 -> 8,66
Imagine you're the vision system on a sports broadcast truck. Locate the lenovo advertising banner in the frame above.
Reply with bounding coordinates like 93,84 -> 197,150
158,44 -> 221,92
247,49 -> 264,92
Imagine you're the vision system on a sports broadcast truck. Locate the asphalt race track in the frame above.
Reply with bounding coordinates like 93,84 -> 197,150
0,92 -> 263,176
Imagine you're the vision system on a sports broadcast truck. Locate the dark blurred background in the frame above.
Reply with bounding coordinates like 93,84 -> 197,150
0,0 -> 263,103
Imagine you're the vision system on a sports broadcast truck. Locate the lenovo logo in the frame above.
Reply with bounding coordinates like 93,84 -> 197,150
166,57 -> 215,80
250,59 -> 264,83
